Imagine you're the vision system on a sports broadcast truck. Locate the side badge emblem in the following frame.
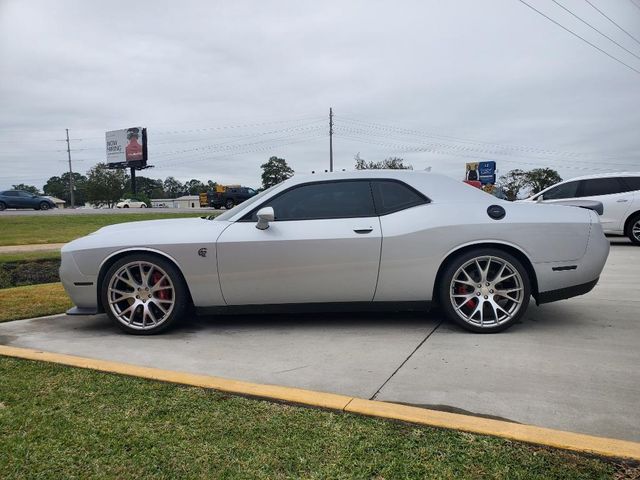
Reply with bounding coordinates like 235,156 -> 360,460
198,248 -> 208,258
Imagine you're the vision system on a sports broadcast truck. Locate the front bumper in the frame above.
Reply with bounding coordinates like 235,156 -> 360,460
60,251 -> 99,312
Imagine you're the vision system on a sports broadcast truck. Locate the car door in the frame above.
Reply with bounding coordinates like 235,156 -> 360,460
535,180 -> 581,204
578,177 -> 632,232
2,191 -> 17,208
216,180 -> 382,305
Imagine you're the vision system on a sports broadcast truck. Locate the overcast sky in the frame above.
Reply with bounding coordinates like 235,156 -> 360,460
1,0 -> 639,191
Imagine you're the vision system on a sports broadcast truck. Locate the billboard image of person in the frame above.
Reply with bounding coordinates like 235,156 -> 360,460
125,128 -> 143,162
465,162 -> 479,181
106,126 -> 147,167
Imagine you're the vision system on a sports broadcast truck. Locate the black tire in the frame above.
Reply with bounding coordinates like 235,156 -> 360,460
225,199 -> 235,210
39,201 -> 50,211
101,253 -> 189,335
626,213 -> 640,246
140,204 -> 147,208
0,201 -> 6,211
438,248 -> 531,333
123,204 -> 129,208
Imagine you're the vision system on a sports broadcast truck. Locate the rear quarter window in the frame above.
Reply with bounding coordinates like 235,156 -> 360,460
371,180 -> 429,215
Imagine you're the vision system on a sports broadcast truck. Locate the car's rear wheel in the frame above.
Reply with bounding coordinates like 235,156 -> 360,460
627,213 -> 640,246
123,204 -> 129,208
439,248 -> 531,333
101,254 -> 188,334
225,199 -> 234,210
39,201 -> 50,211
0,201 -> 6,211
140,203 -> 147,208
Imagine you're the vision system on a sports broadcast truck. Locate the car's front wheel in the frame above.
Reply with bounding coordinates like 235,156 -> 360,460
101,254 -> 188,334
39,201 -> 50,211
439,248 -> 531,333
225,199 -> 235,210
627,213 -> 640,246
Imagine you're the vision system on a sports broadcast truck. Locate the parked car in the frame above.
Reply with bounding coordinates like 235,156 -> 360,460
522,172 -> 640,245
200,185 -> 257,209
116,199 -> 148,209
60,171 -> 609,335
0,190 -> 57,211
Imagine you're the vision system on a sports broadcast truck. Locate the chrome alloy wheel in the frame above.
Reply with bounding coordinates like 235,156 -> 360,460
449,256 -> 525,328
633,219 -> 640,243
106,261 -> 175,330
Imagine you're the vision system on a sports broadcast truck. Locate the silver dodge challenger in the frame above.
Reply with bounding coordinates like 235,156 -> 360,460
60,171 -> 609,334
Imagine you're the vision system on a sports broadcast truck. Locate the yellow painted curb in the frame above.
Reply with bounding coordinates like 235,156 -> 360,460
1,344 -> 639,461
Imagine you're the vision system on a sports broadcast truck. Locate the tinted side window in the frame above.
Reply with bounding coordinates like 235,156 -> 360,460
542,181 -> 579,200
580,178 -> 623,197
372,180 -> 428,214
3,191 -> 18,197
621,177 -> 640,192
252,180 -> 375,221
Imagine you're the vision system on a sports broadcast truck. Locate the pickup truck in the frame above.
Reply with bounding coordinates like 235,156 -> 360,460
199,185 -> 257,209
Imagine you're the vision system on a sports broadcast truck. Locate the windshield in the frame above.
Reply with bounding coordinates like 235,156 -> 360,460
213,185 -> 279,221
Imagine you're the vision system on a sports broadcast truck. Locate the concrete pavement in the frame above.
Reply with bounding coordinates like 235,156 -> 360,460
0,238 -> 638,441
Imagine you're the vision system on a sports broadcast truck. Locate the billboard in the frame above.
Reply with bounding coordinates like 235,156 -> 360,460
466,161 -> 496,185
106,127 -> 147,167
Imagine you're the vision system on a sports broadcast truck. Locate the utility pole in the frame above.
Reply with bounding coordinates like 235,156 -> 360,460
329,107 -> 333,172
65,128 -> 75,208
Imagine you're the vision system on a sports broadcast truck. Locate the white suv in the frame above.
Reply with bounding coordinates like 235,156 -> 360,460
525,172 -> 640,245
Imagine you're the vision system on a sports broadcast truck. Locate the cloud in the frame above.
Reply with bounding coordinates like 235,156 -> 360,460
1,0 -> 638,191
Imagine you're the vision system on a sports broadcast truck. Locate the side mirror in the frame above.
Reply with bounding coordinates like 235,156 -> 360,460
536,194 -> 544,203
255,207 -> 274,230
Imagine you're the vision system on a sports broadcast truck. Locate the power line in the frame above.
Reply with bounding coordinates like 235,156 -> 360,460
583,0 -> 640,47
515,0 -> 640,74
551,0 -> 640,61
629,0 -> 640,12
336,116 -> 632,161
334,131 -> 618,172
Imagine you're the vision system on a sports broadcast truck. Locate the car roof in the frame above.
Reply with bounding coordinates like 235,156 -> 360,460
560,171 -> 640,182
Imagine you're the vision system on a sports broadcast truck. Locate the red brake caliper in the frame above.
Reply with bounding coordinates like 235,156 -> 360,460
151,272 -> 169,301
457,286 -> 476,308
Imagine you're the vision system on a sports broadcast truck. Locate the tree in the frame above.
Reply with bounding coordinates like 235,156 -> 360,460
185,179 -> 207,195
524,168 -> 562,194
85,163 -> 128,208
43,172 -> 88,205
496,168 -> 562,200
135,177 -> 165,199
163,177 -> 185,198
261,156 -> 294,189
12,184 -> 41,195
354,153 -> 413,170
207,180 -> 218,190
496,169 -> 527,201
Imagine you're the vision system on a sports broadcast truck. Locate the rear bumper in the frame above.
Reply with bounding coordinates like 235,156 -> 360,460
537,277 -> 599,305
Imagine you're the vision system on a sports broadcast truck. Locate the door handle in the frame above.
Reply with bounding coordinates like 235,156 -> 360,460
353,228 -> 373,234
616,199 -> 629,203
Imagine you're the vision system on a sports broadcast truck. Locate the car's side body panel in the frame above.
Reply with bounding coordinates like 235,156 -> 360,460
61,218 -> 229,310
216,217 -> 382,304
374,201 -> 594,302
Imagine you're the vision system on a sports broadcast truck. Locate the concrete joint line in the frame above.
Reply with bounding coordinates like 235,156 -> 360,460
1,344 -> 639,461
369,320 -> 443,401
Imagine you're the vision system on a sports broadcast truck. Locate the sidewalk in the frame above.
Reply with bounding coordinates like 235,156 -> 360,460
0,243 -> 65,254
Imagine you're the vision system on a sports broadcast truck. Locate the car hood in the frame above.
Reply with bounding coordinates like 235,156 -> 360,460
62,217 -> 230,253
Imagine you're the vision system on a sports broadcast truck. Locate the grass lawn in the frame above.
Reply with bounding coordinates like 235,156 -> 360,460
0,212 -> 212,246
0,357 -> 616,479
0,250 -> 61,264
0,283 -> 72,322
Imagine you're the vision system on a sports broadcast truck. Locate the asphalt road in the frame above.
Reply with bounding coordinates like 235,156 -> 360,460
0,238 -> 637,442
